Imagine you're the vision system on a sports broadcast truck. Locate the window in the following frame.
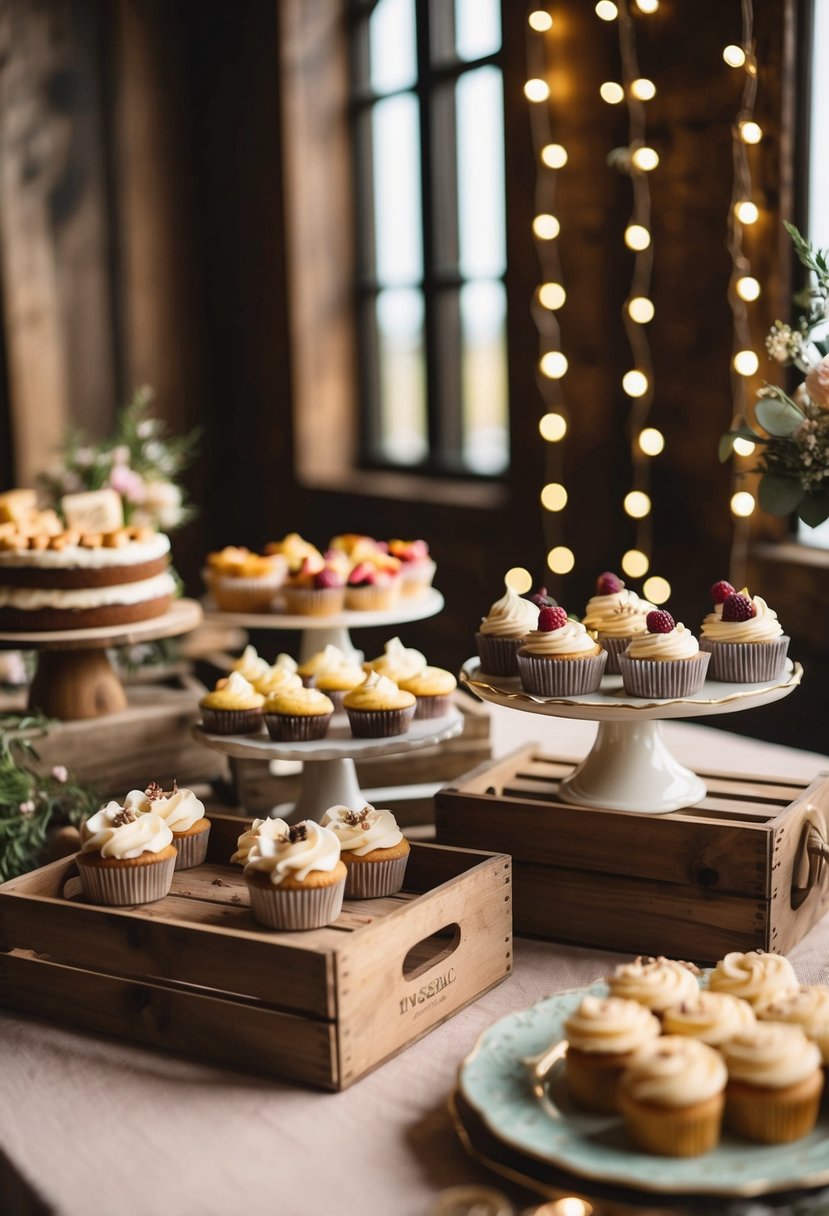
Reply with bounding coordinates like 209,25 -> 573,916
348,0 -> 509,477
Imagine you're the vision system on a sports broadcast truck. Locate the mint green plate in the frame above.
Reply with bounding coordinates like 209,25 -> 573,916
458,983 -> 829,1197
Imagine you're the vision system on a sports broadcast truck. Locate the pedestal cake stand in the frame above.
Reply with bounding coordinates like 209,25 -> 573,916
461,658 -> 802,814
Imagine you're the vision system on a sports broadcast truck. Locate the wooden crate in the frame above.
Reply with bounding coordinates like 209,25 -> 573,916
435,744 -> 829,964
0,813 -> 512,1090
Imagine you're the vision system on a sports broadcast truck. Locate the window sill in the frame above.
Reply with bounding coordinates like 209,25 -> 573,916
747,541 -> 829,649
750,541 -> 829,569
299,468 -> 509,511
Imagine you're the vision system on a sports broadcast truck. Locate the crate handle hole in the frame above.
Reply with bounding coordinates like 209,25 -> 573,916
401,923 -> 461,982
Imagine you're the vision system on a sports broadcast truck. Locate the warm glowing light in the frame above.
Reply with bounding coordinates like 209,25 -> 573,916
625,224 -> 651,250
631,146 -> 659,171
624,490 -> 651,518
550,1200 -> 594,1216
623,370 -> 648,397
528,10 -> 554,31
595,0 -> 618,19
628,296 -> 655,323
533,213 -> 560,240
505,566 -> 533,593
731,490 -> 756,517
539,413 -> 567,442
622,548 -> 649,578
723,44 -> 746,68
548,546 -> 575,574
740,120 -> 763,144
540,351 -> 569,379
643,575 -> 671,604
542,143 -> 568,169
635,0 -> 659,12
600,82 -> 625,105
735,200 -> 760,225
639,427 -> 665,456
525,78 -> 551,103
733,349 -> 759,376
736,275 -> 761,301
630,77 -> 656,100
539,282 -> 566,310
541,482 -> 568,511
733,437 -> 756,457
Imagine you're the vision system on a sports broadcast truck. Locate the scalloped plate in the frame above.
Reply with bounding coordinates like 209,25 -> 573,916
459,983 -> 829,1197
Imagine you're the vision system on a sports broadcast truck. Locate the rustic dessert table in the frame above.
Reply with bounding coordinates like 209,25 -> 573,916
1,710 -> 829,1216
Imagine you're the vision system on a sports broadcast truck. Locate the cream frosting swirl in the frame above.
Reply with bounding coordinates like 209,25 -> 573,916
708,950 -> 798,1009
625,623 -> 700,661
478,586 -> 539,638
661,991 -> 756,1046
230,816 -> 290,865
364,636 -> 427,680
298,644 -> 349,678
200,671 -> 265,710
700,596 -> 784,643
608,956 -> 700,1012
321,804 -> 404,856
620,1036 -> 727,1107
254,665 -> 302,696
81,803 -> 173,859
564,995 -> 661,1055
343,670 -> 415,710
244,821 -> 341,885
398,666 -> 457,696
721,1023 -> 821,1089
232,645 -> 271,684
263,685 -> 334,715
142,786 -> 205,833
583,590 -> 654,637
521,619 -> 599,656
758,985 -> 829,1062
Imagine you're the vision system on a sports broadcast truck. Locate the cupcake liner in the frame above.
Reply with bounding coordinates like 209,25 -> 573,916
516,649 -> 607,697
247,876 -> 345,930
725,1074 -> 823,1143
77,853 -> 176,905
699,636 -> 789,683
172,825 -> 210,870
399,560 -> 436,598
597,634 -> 638,676
344,852 -> 409,898
619,1090 -> 724,1157
566,1048 -> 630,1114
201,707 -> 264,735
412,693 -> 453,719
204,571 -> 283,613
315,688 -> 349,713
344,584 -> 400,612
282,587 -> 346,617
346,704 -> 416,738
618,651 -> 711,699
264,712 -> 333,741
475,632 -> 524,677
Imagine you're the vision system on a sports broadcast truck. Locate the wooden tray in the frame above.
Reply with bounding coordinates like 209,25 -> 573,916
0,814 -> 512,1090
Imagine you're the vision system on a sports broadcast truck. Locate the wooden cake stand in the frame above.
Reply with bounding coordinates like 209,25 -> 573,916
0,598 -> 203,721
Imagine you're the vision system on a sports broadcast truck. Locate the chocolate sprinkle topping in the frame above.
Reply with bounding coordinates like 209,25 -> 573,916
111,808 -> 137,827
145,779 -> 178,802
342,806 -> 374,827
288,823 -> 308,843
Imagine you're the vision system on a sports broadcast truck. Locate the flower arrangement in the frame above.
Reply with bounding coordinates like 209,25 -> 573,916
39,386 -> 199,532
721,223 -> 829,527
0,713 -> 97,882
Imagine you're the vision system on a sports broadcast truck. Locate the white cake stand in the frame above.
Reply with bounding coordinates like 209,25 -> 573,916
460,658 -> 803,814
193,706 -> 463,822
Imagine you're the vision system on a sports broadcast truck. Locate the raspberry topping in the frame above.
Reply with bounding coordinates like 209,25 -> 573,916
347,561 -> 376,587
315,567 -> 344,589
721,592 -> 756,622
646,609 -> 675,634
538,606 -> 569,632
710,579 -> 736,605
529,585 -> 558,608
596,572 -> 624,595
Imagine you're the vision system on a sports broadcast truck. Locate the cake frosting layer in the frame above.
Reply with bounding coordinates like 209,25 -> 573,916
0,532 -> 170,568
0,570 -> 175,610
700,596 -> 784,643
621,1036 -> 727,1107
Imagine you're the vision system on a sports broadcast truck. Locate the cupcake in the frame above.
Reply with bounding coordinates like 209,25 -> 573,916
200,671 -> 265,735
398,666 -> 457,718
344,558 -> 402,612
282,555 -> 346,616
315,657 -> 369,713
699,587 -> 790,683
130,781 -> 211,870
253,663 -> 302,699
263,686 -> 335,741
265,532 -> 323,569
721,1024 -> 823,1143
387,538 -> 436,598
475,584 -> 539,676
618,610 -> 710,699
203,546 -> 286,612
617,1036 -> 727,1156
244,820 -> 347,930
661,991 -> 756,1047
230,816 -> 290,865
343,671 -> 417,738
707,950 -> 799,1011
232,644 -> 272,686
582,572 -> 655,675
321,803 -> 410,897
77,802 -> 177,905
758,986 -> 829,1065
607,955 -> 701,1016
516,606 -> 607,697
363,636 -> 427,683
563,995 -> 661,1114
298,644 -> 350,687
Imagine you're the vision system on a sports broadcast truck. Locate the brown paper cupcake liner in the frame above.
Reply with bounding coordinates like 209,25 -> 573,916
618,651 -> 710,699
597,634 -> 639,676
725,1074 -> 823,1143
344,584 -> 401,612
699,636 -> 789,683
344,852 -> 409,898
247,877 -> 345,930
172,825 -> 210,870
346,704 -> 416,738
264,712 -> 333,741
475,632 -> 524,677
516,649 -> 607,697
412,693 -> 453,719
399,560 -> 436,598
77,853 -> 176,905
281,587 -> 346,616
204,571 -> 283,613
201,707 -> 264,735
620,1090 -> 724,1157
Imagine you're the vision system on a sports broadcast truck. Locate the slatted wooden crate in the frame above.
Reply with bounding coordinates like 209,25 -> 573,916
435,744 -> 829,964
0,813 -> 512,1090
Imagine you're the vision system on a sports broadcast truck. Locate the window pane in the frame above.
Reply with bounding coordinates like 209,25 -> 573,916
457,67 -> 506,279
369,0 -> 417,94
375,288 -> 428,464
371,94 -> 424,285
455,0 -> 501,63
460,280 -> 508,474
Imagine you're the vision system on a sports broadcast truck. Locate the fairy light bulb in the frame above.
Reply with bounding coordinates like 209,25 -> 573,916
548,546 -> 575,574
600,82 -> 625,104
541,483 -> 568,511
622,549 -> 649,578
735,200 -> 759,225
638,427 -> 665,456
625,224 -> 651,250
525,78 -> 550,103
541,143 -> 568,169
528,10 -> 553,31
595,0 -> 618,19
740,120 -> 763,144
730,490 -> 756,517
723,44 -> 747,68
551,1201 -> 593,1216
533,213 -> 560,240
643,575 -> 671,604
631,146 -> 659,171
540,351 -> 568,379
733,349 -> 759,376
624,491 -> 651,518
630,78 -> 656,101
505,566 -> 533,593
539,413 -> 567,441
622,370 -> 648,397
736,275 -> 761,301
733,437 -> 756,457
539,282 -> 566,310
628,296 -> 655,323
635,0 -> 659,12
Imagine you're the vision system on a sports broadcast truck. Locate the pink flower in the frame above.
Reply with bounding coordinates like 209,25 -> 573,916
19,800 -> 35,815
805,355 -> 829,407
109,464 -> 146,504
52,765 -> 68,783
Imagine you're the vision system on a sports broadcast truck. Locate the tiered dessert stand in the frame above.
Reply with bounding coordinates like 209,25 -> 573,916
461,658 -> 803,814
